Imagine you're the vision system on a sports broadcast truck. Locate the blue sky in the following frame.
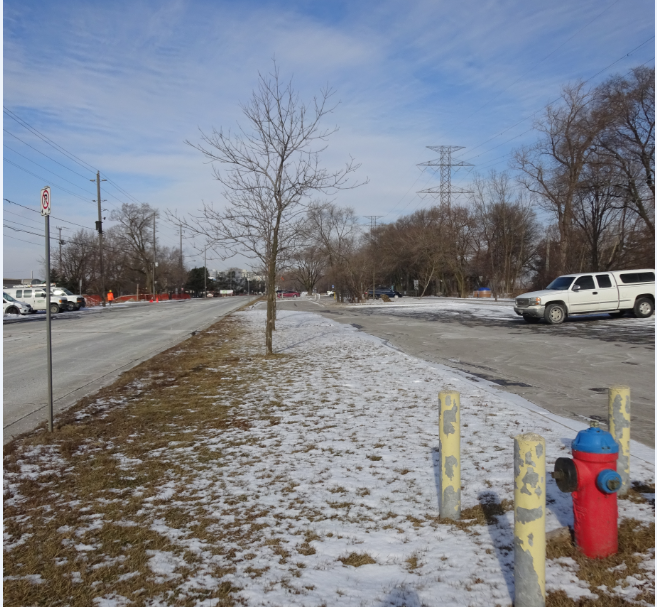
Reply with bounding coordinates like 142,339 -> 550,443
3,0 -> 655,277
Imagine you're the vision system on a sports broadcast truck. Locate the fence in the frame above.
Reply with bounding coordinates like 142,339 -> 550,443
84,293 -> 192,306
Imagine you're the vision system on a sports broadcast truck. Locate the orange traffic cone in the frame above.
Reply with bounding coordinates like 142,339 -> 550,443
156,296 -> 159,303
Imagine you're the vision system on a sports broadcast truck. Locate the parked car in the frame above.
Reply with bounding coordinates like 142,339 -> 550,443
3,286 -> 68,314
3,292 -> 32,315
514,269 -> 655,325
277,290 -> 300,298
367,288 -> 402,299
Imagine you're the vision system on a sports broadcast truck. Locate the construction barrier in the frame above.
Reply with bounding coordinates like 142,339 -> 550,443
83,293 -> 191,306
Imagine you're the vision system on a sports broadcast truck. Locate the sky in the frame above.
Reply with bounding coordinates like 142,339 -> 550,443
2,0 -> 655,278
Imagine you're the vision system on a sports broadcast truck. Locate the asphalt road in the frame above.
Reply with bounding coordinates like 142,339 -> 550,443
3,297 -> 253,444
280,297 -> 655,446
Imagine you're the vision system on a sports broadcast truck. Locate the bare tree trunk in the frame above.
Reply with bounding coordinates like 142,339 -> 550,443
266,257 -> 276,355
266,218 -> 281,355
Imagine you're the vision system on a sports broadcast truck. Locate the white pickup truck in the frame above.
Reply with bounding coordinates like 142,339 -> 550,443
514,269 -> 655,325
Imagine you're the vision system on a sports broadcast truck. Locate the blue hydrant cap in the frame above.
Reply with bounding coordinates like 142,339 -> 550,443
572,427 -> 619,454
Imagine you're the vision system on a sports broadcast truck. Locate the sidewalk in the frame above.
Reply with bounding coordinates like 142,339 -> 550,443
3,308 -> 654,606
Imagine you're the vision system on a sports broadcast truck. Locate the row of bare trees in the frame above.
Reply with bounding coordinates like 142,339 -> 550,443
105,63 -> 650,354
515,66 -> 654,275
55,202 -> 186,297
291,185 -> 538,301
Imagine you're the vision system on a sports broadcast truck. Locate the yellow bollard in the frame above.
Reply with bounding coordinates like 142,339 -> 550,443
514,433 -> 546,607
439,390 -> 460,520
608,385 -> 631,496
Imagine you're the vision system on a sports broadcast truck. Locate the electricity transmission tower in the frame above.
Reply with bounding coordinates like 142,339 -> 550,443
418,146 -> 473,205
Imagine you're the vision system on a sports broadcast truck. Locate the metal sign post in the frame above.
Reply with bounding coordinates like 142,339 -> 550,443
41,187 -> 54,432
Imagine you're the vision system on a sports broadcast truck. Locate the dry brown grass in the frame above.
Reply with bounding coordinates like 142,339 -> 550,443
546,518 -> 655,606
4,314 -> 257,607
433,496 -> 514,531
338,552 -> 377,567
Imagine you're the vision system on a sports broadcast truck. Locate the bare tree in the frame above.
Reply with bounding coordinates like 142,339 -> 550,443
177,64 -> 365,353
596,66 -> 655,236
290,246 -> 326,294
514,83 -> 603,273
307,203 -> 364,301
471,172 -> 538,298
109,202 -> 157,284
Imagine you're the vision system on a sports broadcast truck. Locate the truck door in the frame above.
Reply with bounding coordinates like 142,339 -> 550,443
569,275 -> 598,313
32,290 -> 47,311
593,274 -> 618,311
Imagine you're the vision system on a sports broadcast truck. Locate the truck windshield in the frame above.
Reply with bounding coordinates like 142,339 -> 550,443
546,276 -> 575,290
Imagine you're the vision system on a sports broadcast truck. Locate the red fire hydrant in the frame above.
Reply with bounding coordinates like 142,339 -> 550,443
553,423 -> 622,558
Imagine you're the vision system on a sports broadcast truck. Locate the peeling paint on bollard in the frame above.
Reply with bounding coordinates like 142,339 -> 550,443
439,390 -> 460,520
514,433 -> 546,607
608,385 -> 630,496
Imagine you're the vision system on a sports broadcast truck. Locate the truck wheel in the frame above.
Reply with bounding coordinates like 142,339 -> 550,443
523,315 -> 541,324
5,306 -> 19,315
50,303 -> 60,314
545,303 -> 566,325
67,302 -> 76,311
633,297 -> 654,318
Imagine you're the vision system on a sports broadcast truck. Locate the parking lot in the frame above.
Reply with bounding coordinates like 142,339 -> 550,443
281,297 -> 655,446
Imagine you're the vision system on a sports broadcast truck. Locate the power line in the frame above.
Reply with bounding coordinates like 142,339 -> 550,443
4,223 -> 61,242
3,208 -> 45,227
3,107 -> 98,173
455,0 -> 622,129
3,232 -> 45,246
394,53 -> 656,222
5,218 -> 51,232
3,128 -> 93,180
4,143 -> 96,195
4,198 -> 97,232
455,36 -> 655,164
3,158 -> 94,204
3,108 -> 144,209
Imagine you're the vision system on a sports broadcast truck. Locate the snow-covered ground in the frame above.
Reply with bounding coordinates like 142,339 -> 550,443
4,308 -> 654,606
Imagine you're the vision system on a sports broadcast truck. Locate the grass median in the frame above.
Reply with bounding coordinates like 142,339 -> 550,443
4,307 -> 655,607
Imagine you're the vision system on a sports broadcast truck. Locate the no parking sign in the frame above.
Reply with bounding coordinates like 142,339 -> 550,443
40,186 -> 51,216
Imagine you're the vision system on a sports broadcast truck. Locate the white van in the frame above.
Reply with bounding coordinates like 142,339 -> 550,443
3,286 -> 68,314
514,269 -> 655,324
3,292 -> 32,315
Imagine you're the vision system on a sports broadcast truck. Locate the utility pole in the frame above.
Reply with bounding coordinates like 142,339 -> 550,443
418,145 -> 473,206
152,214 -> 157,295
56,226 -> 67,273
91,171 -> 107,306
180,224 -> 183,293
204,247 -> 207,296
365,216 -> 383,301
